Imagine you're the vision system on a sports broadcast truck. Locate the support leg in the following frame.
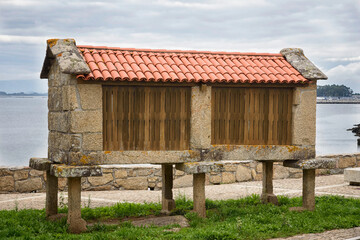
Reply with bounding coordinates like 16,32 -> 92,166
161,164 -> 175,213
46,170 -> 58,217
261,161 -> 278,205
67,177 -> 87,234
193,173 -> 206,218
302,169 -> 315,211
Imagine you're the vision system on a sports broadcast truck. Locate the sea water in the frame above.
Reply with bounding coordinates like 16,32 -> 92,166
0,97 -> 359,167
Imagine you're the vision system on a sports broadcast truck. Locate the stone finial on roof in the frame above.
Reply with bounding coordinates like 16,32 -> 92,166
40,39 -> 90,79
280,48 -> 327,80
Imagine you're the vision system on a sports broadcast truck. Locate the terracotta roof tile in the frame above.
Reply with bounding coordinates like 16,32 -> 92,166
76,46 -> 309,84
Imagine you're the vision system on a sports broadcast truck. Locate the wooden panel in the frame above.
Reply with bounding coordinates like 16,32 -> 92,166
103,86 -> 190,151
212,87 -> 293,145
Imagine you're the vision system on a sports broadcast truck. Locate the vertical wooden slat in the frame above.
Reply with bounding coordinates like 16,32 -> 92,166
211,87 -> 293,146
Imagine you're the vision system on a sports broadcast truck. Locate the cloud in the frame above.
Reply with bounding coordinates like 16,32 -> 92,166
0,0 -> 359,88
325,56 -> 360,62
0,35 -> 47,44
323,62 -> 360,93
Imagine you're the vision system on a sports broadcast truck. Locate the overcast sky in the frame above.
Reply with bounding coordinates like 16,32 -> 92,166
0,0 -> 359,92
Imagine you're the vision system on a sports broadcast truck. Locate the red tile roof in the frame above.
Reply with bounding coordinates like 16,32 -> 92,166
76,46 -> 308,84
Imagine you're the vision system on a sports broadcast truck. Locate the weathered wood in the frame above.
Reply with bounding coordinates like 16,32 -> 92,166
212,87 -> 292,145
103,86 -> 191,151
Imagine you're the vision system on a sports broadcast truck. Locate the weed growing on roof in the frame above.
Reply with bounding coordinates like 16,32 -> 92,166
0,195 -> 359,239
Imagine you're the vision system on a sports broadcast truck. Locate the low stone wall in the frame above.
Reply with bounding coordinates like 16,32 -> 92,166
1,153 -> 360,193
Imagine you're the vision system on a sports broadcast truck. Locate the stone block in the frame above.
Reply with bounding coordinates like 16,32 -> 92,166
254,173 -> 262,181
77,84 -> 102,110
235,165 -> 252,182
88,173 -> 113,186
70,110 -> 102,133
101,168 -> 114,173
114,169 -> 127,179
116,177 -> 148,190
292,86 -> 316,145
0,168 -> 13,176
51,164 -> 103,178
15,178 -> 42,193
14,170 -> 29,181
338,156 -> 357,168
174,175 -> 193,188
148,177 -> 158,183
82,133 -> 103,151
190,85 -> 211,149
280,48 -> 327,80
209,175 -> 221,184
283,158 -> 337,169
273,165 -> 290,179
49,132 -> 81,151
251,169 -> 256,180
175,170 -> 185,176
62,85 -> 79,111
204,145 -> 315,161
48,112 -> 70,132
48,148 -> 68,163
104,150 -> 200,164
29,158 -> 52,171
344,167 -> 360,184
48,63 -> 62,87
58,178 -> 67,191
0,176 -> 14,191
221,172 -> 235,184
224,164 -> 237,172
48,87 -> 62,111
135,168 -> 154,176
68,152 -> 103,165
154,169 -> 162,176
256,163 -> 262,173
47,39 -> 90,77
175,162 -> 224,174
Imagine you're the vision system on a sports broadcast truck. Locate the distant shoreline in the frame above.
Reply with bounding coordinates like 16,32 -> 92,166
317,101 -> 360,104
0,92 -> 47,97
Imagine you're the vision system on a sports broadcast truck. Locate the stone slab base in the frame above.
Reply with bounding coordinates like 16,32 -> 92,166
344,167 -> 360,184
2,153 -> 360,193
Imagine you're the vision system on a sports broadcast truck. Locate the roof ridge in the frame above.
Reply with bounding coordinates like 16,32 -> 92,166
77,45 -> 282,57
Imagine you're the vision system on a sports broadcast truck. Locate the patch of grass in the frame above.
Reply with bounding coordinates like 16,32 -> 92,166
0,195 -> 359,239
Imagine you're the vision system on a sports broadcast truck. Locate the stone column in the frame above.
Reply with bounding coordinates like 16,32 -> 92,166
261,161 -> 278,205
161,164 -> 175,213
67,177 -> 87,233
46,170 -> 58,217
302,169 -> 315,211
193,173 -> 206,218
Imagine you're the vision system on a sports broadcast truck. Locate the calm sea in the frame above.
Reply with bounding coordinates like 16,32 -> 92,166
0,97 -> 359,167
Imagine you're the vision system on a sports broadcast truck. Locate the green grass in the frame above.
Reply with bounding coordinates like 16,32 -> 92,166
1,195 -> 360,239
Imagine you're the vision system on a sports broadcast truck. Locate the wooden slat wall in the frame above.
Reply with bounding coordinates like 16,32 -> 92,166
103,86 -> 191,151
212,87 -> 293,145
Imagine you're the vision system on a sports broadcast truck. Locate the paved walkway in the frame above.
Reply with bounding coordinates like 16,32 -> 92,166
1,174 -> 360,239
